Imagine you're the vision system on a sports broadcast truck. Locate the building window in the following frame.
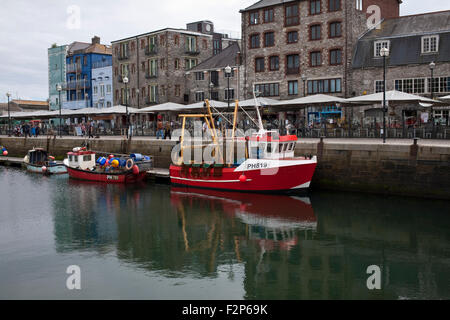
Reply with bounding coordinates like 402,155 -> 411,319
287,31 -> 298,44
202,39 -> 208,50
329,0 -> 341,11
149,59 -> 158,77
107,84 -> 111,93
195,72 -> 205,81
264,8 -> 274,23
286,54 -> 300,74
264,32 -> 275,47
422,35 -> 439,54
225,89 -> 235,100
160,58 -> 166,70
185,58 -> 197,70
310,24 -> 321,40
329,22 -> 342,38
174,35 -> 179,46
374,40 -> 390,57
213,40 -> 221,55
285,4 -> 299,26
195,91 -> 205,102
250,34 -> 260,49
356,0 -> 363,10
254,83 -> 280,97
250,11 -> 259,25
186,36 -> 197,52
149,85 -> 158,102
288,81 -> 298,95
269,56 -> 279,71
174,58 -> 180,70
375,80 -> 385,93
310,51 -> 322,67
330,49 -> 342,65
160,35 -> 166,47
140,39 -> 145,49
308,78 -> 342,94
255,57 -> 265,72
310,0 -> 321,15
175,85 -> 181,97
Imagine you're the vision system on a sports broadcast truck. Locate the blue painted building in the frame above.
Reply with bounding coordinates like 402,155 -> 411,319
92,61 -> 113,108
64,37 -> 112,109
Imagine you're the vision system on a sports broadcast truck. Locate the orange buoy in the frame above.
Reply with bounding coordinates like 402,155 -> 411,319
132,165 -> 140,175
3,151 -> 8,156
42,166 -> 47,172
239,175 -> 247,183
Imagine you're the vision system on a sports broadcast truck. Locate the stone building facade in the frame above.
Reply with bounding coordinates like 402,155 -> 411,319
240,0 -> 401,101
111,21 -> 238,108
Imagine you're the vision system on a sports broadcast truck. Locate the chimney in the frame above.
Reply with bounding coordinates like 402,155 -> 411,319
92,36 -> 100,45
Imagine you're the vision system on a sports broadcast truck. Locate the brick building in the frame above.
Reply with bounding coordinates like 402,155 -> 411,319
111,21 -> 238,108
352,10 -> 450,125
240,0 -> 401,103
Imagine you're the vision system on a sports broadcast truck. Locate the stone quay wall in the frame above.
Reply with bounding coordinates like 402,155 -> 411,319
1,136 -> 449,200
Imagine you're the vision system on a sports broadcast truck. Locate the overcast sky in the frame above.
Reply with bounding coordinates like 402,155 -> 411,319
0,0 -> 449,103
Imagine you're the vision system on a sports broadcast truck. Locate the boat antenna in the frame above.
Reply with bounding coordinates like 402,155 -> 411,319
252,84 -> 265,133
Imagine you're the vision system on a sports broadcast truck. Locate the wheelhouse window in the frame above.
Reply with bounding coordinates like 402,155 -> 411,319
310,0 -> 321,15
249,11 -> 259,25
329,22 -> 342,38
286,54 -> 300,74
285,4 -> 299,26
310,24 -> 321,40
250,34 -> 260,49
287,31 -> 298,44
264,32 -> 275,47
264,8 -> 274,23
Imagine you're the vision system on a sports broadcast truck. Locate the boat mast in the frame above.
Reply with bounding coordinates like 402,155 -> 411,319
252,85 -> 265,133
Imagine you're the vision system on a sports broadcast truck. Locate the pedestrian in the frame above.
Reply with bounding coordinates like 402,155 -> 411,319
156,116 -> 164,139
31,125 -> 36,137
164,121 -> 172,140
88,122 -> 94,138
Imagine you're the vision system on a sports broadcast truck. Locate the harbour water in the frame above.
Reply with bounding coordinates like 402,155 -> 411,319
0,167 -> 449,300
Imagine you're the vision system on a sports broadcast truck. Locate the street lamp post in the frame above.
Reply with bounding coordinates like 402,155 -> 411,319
429,61 -> 436,138
209,82 -> 214,100
56,84 -> 62,137
380,47 -> 390,144
225,65 -> 232,112
123,76 -> 129,139
6,92 -> 11,137
301,75 -> 308,136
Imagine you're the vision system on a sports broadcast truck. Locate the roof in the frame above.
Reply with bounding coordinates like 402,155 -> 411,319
111,28 -> 213,44
84,43 -> 112,55
67,41 -> 111,56
353,11 -> 450,68
12,100 -> 49,106
189,42 -> 240,72
240,0 -> 299,12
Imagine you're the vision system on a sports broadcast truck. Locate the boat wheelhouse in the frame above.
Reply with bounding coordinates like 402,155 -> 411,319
23,148 -> 67,174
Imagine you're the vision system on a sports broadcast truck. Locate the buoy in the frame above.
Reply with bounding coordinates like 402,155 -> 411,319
111,159 -> 119,168
132,164 -> 140,175
42,166 -> 47,172
126,158 -> 134,170
108,154 -> 114,159
239,174 -> 247,183
3,151 -> 8,156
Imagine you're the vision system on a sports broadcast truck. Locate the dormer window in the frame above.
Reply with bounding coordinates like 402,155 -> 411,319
422,35 -> 439,54
374,40 -> 390,57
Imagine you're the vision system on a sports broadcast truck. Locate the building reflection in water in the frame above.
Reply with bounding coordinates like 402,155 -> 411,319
51,183 -> 450,300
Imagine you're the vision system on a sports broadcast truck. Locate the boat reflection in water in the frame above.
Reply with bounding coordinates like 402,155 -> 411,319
47,180 -> 450,300
170,188 -> 316,253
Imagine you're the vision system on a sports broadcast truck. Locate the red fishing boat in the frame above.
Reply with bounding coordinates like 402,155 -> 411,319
63,147 -> 152,183
170,97 -> 317,193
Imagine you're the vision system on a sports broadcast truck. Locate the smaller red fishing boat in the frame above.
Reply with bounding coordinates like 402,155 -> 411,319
63,147 -> 152,183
